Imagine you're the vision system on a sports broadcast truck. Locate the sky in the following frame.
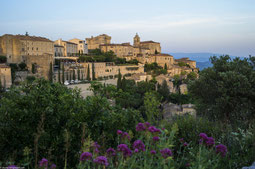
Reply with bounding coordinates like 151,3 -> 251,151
1,0 -> 255,57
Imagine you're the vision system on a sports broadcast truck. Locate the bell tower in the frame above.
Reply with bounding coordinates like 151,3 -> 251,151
133,33 -> 140,47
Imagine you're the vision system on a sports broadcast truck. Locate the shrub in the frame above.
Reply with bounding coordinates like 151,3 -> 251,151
0,55 -> 7,63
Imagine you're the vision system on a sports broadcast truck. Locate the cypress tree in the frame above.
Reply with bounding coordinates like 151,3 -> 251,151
69,71 -> 72,81
66,70 -> 69,81
158,80 -> 170,101
58,66 -> 61,83
87,65 -> 91,81
73,69 -> 76,81
121,76 -> 126,91
0,76 -> 2,92
62,63 -> 65,84
49,62 -> 53,83
78,67 -> 80,80
117,69 -> 122,90
92,63 -> 96,80
164,63 -> 167,70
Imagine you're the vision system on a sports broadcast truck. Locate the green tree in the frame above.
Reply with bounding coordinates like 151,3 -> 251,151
158,80 -> 170,101
121,76 -> 126,91
187,72 -> 197,80
87,65 -> 91,81
9,63 -> 18,83
117,69 -> 122,90
0,56 -> 7,63
78,68 -> 80,80
62,63 -> 65,84
144,92 -> 161,124
49,62 -> 53,83
18,62 -> 27,70
164,63 -> 168,70
73,69 -> 75,81
92,63 -> 96,80
32,63 -> 36,74
189,55 -> 255,125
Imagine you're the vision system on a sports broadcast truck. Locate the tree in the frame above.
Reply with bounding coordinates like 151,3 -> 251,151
78,68 -> 80,80
62,63 -> 65,84
32,63 -> 36,74
158,80 -> 170,101
0,56 -> 7,63
144,92 -> 161,124
18,62 -> 27,70
87,65 -> 91,81
189,55 -> 255,125
92,63 -> 96,80
49,62 -> 53,83
117,69 -> 122,90
164,63 -> 168,70
58,67 -> 61,83
0,77 -> 2,93
73,69 -> 75,81
187,72 -> 197,80
121,76 -> 126,91
9,63 -> 18,83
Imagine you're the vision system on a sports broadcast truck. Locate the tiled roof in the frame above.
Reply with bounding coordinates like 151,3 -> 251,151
140,40 -> 160,44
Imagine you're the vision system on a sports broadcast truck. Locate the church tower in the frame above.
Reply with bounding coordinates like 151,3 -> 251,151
133,33 -> 140,47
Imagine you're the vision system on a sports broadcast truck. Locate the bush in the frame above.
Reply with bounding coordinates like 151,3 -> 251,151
18,62 -> 27,70
0,55 -> 7,63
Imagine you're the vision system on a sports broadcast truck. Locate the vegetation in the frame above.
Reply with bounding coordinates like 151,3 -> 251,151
18,62 -> 27,70
144,62 -> 167,76
0,55 -> 7,63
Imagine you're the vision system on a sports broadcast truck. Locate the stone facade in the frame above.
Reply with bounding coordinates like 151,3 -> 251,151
0,64 -> 12,88
175,58 -> 196,68
86,34 -> 111,50
0,34 -> 54,63
54,45 -> 64,57
100,43 -> 134,58
69,38 -> 88,54
163,103 -> 196,120
54,39 -> 78,57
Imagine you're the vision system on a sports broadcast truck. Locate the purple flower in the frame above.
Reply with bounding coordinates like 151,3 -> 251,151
93,156 -> 109,167
136,123 -> 146,131
183,142 -> 188,147
106,148 -> 116,157
133,140 -> 145,152
199,133 -> 208,140
117,130 -> 123,135
148,126 -> 161,134
117,144 -> 132,157
7,165 -> 17,169
39,158 -> 48,167
144,122 -> 151,128
216,144 -> 227,157
134,148 -> 139,153
206,137 -> 215,146
80,152 -> 92,161
50,164 -> 56,169
122,132 -> 131,140
179,138 -> 184,143
160,148 -> 173,158
153,136 -> 160,142
150,150 -> 156,155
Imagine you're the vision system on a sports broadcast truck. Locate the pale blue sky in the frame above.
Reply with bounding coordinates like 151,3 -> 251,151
1,0 -> 255,56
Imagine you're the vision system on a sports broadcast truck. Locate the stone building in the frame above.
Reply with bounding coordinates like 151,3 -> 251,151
133,33 -> 161,54
163,103 -> 196,120
54,45 -> 64,57
100,43 -> 134,58
175,58 -> 196,68
0,64 -> 12,88
0,34 -> 54,63
54,39 -> 78,57
86,34 -> 111,50
69,38 -> 88,54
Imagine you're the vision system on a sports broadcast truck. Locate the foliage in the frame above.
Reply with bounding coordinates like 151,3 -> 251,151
168,93 -> 194,105
62,63 -> 65,84
157,80 -> 170,101
189,55 -> 255,126
87,64 -> 91,81
144,62 -> 167,75
92,63 -> 96,80
144,92 -> 161,123
18,62 -> 27,70
117,69 -> 122,90
49,62 -> 53,83
0,55 -> 7,63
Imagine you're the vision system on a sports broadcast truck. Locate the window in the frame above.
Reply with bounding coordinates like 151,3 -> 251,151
32,47 -> 34,50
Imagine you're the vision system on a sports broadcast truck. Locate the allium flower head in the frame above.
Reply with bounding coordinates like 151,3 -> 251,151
134,148 -> 139,153
117,130 -> 123,135
136,123 -> 146,131
160,148 -> 173,158
93,156 -> 109,167
199,133 -> 208,140
80,152 -> 92,161
148,126 -> 161,134
117,144 -> 132,157
144,122 -> 151,128
150,150 -> 156,155
206,137 -> 215,146
216,144 -> 227,157
183,142 -> 188,147
50,164 -> 56,169
106,148 -> 116,157
153,136 -> 160,142
122,132 -> 131,140
133,140 -> 145,152
39,158 -> 48,167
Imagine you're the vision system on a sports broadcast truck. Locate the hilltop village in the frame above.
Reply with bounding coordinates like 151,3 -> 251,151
0,33 -> 198,89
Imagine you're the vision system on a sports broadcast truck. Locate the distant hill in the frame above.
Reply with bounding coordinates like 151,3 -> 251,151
169,52 -> 244,70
